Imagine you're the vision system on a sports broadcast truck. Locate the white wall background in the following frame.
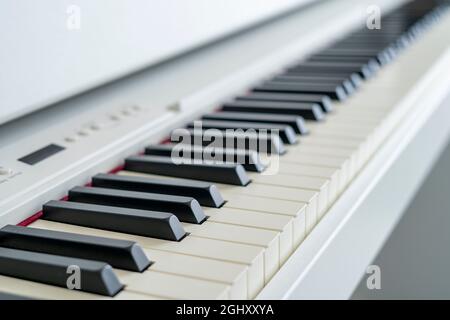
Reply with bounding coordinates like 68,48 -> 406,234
353,132 -> 450,299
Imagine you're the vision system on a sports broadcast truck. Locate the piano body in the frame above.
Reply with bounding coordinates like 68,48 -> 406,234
1,0 -> 450,300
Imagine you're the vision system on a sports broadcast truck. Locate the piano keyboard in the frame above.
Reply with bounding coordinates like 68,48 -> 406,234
1,0 -> 449,300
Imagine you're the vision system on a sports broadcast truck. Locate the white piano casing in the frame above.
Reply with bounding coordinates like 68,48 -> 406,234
0,0 -> 318,126
0,0 -> 449,299
0,0 -> 405,225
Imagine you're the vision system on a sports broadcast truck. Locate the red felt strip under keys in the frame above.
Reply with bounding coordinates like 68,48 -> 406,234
17,163 -> 125,226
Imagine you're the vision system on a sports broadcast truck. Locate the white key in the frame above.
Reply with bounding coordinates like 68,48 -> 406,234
249,173 -> 329,224
117,172 -> 296,276
341,88 -> 402,110
314,121 -> 381,153
299,136 -> 368,169
116,269 -> 230,300
120,165 -> 315,238
0,275 -> 158,300
116,291 -> 164,300
221,194 -> 307,244
286,144 -> 358,184
216,183 -> 315,238
30,220 -> 264,298
148,237 -> 261,298
299,135 -> 363,148
272,153 -> 350,192
99,170 -> 284,283
306,121 -> 375,134
119,170 -> 308,246
271,161 -> 340,201
204,207 -> 294,264
308,125 -> 368,138
329,112 -> 384,125
145,248 -> 247,299
309,123 -> 378,158
183,221 -> 280,282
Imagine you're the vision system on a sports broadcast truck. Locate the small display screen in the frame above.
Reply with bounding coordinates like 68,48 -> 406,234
18,144 -> 65,165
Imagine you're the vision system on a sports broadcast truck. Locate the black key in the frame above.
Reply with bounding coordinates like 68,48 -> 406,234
317,48 -> 393,65
308,55 -> 381,71
68,187 -> 206,225
330,42 -> 396,51
92,173 -> 225,207
236,92 -> 333,113
288,62 -> 373,79
202,111 -> 308,134
187,120 -> 298,144
145,144 -> 266,172
222,100 -> 325,120
309,52 -> 383,61
278,68 -> 363,82
289,61 -> 374,79
43,201 -> 186,241
272,76 -> 355,95
0,247 -> 123,297
330,42 -> 394,51
282,71 -> 364,88
254,81 -> 347,101
312,47 -> 393,56
125,155 -> 251,186
171,128 -> 286,155
0,225 -> 151,272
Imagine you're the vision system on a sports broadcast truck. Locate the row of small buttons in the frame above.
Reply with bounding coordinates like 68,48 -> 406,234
64,105 -> 142,144
0,167 -> 13,176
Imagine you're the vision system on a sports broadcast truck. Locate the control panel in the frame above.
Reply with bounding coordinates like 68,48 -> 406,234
0,102 -> 176,227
